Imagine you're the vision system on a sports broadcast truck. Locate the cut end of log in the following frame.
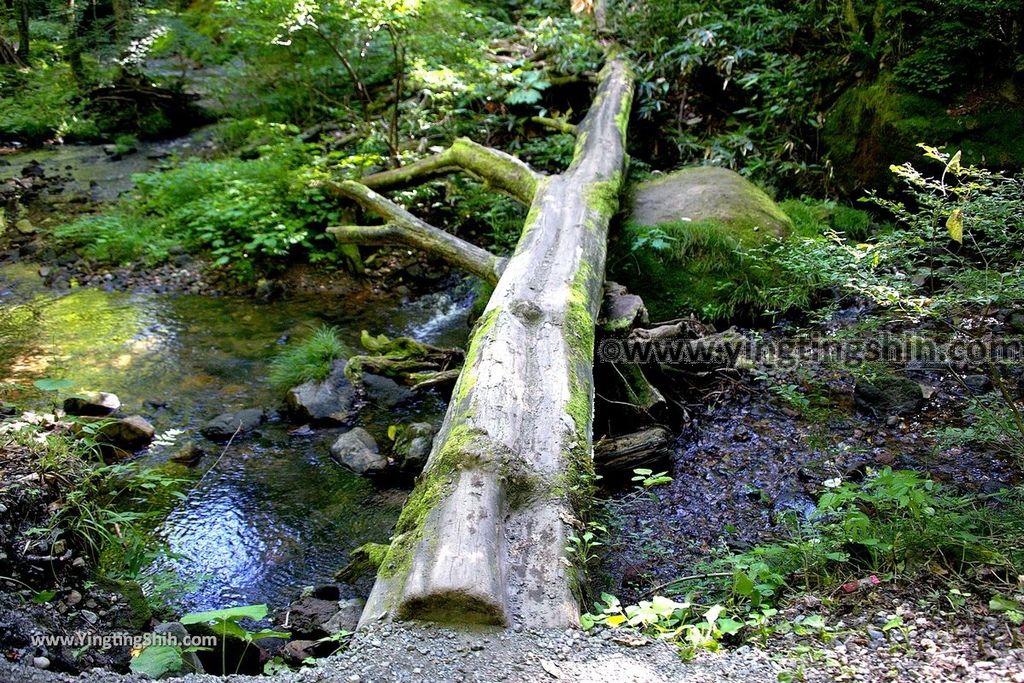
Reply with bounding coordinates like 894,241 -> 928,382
399,590 -> 508,626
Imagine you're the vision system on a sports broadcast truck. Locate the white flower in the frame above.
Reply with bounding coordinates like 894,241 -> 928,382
823,477 -> 842,489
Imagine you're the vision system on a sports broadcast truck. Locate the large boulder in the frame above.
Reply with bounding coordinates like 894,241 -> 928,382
200,409 -> 265,441
629,166 -> 792,237
286,360 -> 358,425
329,428 -> 386,476
609,166 -> 793,321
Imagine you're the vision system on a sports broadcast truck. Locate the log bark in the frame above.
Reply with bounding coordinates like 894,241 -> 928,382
351,55 -> 634,629
324,180 -> 507,285
594,426 -> 672,474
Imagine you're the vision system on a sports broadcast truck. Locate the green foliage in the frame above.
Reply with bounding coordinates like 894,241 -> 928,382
932,391 -> 1024,466
758,149 -> 1024,321
591,469 -> 1024,657
179,604 -> 288,675
611,1 -> 828,189
130,645 -> 189,679
269,325 -> 348,390
56,134 -> 352,279
614,218 -> 804,321
7,424 -> 185,582
0,63 -> 98,142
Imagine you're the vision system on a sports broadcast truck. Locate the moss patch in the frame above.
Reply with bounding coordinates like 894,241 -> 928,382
824,78 -> 1024,194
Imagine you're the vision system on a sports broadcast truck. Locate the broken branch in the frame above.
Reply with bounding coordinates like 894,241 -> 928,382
325,180 -> 507,284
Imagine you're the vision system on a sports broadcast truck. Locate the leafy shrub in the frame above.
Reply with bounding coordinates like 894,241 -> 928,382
55,213 -> 173,265
269,325 -> 348,389
56,136 -> 351,279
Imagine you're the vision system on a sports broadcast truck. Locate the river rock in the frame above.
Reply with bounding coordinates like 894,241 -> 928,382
393,422 -> 437,475
286,360 -> 358,425
323,598 -> 364,634
91,415 -> 155,453
170,442 -> 205,465
963,374 -> 993,394
63,391 -> 121,417
200,408 -> 265,441
278,597 -> 343,639
599,282 -> 648,333
330,428 -> 386,476
854,376 -> 924,416
363,373 -> 414,408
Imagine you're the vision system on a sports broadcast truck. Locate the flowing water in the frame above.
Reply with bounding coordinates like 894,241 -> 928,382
0,264 -> 472,612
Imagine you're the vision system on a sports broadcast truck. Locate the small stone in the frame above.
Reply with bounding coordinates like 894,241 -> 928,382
15,218 -> 35,234
201,408 -> 265,441
330,428 -> 386,476
32,656 -> 50,670
65,590 -> 82,606
81,609 -> 99,624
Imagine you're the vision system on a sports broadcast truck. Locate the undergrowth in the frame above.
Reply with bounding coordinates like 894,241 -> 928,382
268,325 -> 348,389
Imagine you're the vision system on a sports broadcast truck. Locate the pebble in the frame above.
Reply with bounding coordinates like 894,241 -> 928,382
32,657 -> 49,670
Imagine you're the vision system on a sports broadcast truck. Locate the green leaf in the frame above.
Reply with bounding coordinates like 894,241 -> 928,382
801,614 -> 826,630
718,617 -> 743,635
733,571 -> 755,597
704,604 -> 724,625
989,595 -> 1021,613
248,629 -> 291,641
130,645 -> 184,678
181,603 -> 268,625
946,208 -> 964,243
33,378 -> 74,392
31,590 -> 57,604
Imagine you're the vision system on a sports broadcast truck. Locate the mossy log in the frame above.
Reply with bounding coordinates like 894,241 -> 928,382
331,56 -> 633,629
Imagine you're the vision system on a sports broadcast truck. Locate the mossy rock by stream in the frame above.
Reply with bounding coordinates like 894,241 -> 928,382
608,167 -> 793,322
824,78 -> 1024,194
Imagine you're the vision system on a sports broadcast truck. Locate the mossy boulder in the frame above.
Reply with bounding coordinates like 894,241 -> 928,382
609,166 -> 793,322
824,78 -> 1024,195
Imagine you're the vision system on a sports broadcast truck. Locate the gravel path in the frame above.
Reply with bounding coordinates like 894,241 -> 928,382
1,623 -> 783,682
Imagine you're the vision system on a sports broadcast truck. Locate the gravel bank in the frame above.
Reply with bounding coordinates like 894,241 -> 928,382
0,623 -> 784,683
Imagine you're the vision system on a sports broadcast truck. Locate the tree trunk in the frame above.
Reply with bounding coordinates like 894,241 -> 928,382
338,55 -> 634,628
15,0 -> 28,60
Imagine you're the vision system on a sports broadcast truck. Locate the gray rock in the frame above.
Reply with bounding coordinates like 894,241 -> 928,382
280,597 -> 343,639
393,422 -> 437,475
963,374 -> 992,394
854,375 -> 924,416
92,415 -> 155,453
170,442 -> 205,465
201,408 -> 265,441
322,598 -> 365,635
63,391 -> 121,417
286,360 -> 358,425
628,166 -> 792,237
330,428 -> 386,476
363,373 -> 414,408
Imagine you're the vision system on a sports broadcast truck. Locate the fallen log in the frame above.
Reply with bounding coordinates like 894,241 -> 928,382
329,54 -> 633,628
593,426 -> 672,474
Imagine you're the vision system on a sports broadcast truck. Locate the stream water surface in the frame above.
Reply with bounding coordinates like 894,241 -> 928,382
0,263 -> 471,612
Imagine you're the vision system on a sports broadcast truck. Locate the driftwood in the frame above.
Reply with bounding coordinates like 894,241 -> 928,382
330,54 -> 634,628
594,426 -> 672,474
